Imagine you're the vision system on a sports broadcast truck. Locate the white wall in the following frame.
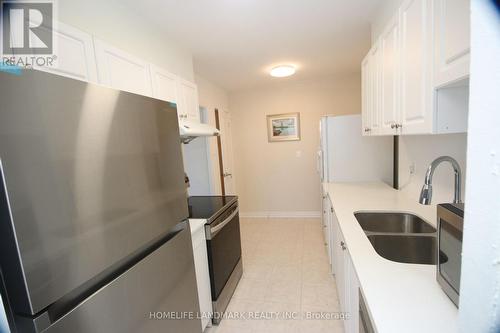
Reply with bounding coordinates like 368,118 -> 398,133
398,134 -> 468,203
58,0 -> 194,80
459,1 -> 500,332
183,109 -> 213,196
370,0 -> 403,42
192,74 -> 231,195
229,74 -> 361,217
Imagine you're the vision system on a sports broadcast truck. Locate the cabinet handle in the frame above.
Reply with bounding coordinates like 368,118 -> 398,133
364,128 -> 371,133
340,241 -> 347,251
330,207 -> 334,213
391,124 -> 396,129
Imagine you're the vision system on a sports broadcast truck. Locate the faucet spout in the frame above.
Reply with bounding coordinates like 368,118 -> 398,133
419,156 -> 462,205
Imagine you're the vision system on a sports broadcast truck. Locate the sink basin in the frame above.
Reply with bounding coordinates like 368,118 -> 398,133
367,235 -> 441,265
354,212 -> 436,234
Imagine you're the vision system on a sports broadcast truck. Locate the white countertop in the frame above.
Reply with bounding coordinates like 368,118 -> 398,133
188,219 -> 207,235
323,182 -> 458,333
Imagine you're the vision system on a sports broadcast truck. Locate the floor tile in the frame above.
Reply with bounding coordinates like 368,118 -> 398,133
210,217 -> 343,333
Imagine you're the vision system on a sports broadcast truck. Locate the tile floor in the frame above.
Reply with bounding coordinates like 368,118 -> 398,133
205,218 -> 345,333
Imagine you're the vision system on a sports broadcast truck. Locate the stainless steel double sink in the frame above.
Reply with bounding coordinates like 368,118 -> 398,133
354,212 -> 438,265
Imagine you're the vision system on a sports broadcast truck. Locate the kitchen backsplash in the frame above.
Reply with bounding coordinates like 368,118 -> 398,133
398,133 -> 468,205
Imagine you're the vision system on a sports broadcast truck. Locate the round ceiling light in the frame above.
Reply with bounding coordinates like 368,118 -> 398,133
270,65 -> 296,77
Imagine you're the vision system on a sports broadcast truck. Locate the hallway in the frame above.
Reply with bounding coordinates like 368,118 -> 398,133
207,218 -> 345,333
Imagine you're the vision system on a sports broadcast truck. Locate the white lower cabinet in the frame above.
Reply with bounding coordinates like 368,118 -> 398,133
321,191 -> 333,268
189,221 -> 212,332
330,205 -> 360,333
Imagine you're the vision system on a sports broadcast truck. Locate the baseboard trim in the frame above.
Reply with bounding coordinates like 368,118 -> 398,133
240,211 -> 321,219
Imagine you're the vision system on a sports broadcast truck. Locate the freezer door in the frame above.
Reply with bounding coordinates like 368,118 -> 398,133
43,226 -> 201,333
0,71 -> 189,315
325,115 -> 392,183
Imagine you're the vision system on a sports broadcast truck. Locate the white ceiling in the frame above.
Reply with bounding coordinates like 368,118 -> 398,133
120,0 -> 381,91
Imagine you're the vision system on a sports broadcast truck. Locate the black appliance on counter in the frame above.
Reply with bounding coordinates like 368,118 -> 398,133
188,196 -> 242,324
437,203 -> 464,307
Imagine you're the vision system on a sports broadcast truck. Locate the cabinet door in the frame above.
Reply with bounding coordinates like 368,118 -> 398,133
29,22 -> 98,83
336,250 -> 346,313
324,199 -> 331,265
334,229 -> 347,312
329,208 -> 340,274
94,39 -> 153,97
330,207 -> 339,277
321,193 -> 328,244
399,0 -> 434,134
434,0 -> 470,87
369,43 -> 382,135
346,255 -> 360,333
379,14 -> 401,135
361,54 -> 373,136
150,65 -> 178,103
177,79 -> 200,122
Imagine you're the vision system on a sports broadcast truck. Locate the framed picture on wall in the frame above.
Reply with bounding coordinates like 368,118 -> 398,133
267,113 -> 301,142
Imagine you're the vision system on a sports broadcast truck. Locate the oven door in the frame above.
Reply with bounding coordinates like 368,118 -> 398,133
205,202 -> 241,300
437,205 -> 463,307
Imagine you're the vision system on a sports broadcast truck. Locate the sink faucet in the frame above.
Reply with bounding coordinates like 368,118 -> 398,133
419,156 -> 462,205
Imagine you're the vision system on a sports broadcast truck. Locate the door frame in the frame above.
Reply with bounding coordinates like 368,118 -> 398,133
214,109 -> 226,195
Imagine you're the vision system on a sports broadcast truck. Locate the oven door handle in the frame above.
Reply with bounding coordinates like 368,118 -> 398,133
208,206 -> 239,239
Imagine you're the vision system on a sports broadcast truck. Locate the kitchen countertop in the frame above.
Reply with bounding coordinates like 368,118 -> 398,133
188,219 -> 207,235
323,181 -> 458,333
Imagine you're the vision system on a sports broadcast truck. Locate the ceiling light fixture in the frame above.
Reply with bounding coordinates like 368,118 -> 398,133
270,65 -> 296,77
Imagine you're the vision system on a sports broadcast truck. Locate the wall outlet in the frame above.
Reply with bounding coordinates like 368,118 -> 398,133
409,162 -> 416,175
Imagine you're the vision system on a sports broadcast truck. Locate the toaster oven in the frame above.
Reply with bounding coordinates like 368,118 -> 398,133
436,203 -> 464,307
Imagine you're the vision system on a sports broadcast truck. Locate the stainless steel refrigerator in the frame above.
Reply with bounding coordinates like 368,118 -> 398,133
0,71 -> 201,332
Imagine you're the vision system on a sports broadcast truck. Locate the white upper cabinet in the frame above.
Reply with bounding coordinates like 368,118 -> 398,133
361,55 -> 373,135
399,0 -> 433,134
16,19 -> 203,126
94,39 -> 153,97
362,43 -> 382,136
150,66 -> 200,123
27,22 -> 98,83
379,13 -> 400,135
433,0 -> 470,87
370,43 -> 382,135
150,65 -> 178,103
177,79 -> 200,122
361,0 -> 469,136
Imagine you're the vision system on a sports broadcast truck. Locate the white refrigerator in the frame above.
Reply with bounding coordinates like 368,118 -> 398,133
318,114 -> 393,273
318,114 -> 393,184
